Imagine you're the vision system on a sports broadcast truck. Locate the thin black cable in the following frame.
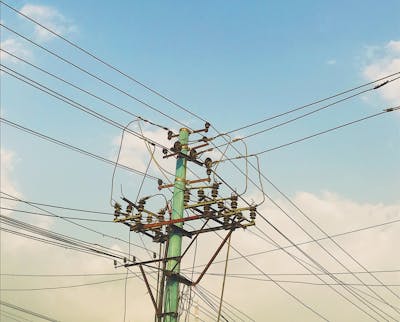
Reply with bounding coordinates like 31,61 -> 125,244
0,275 -> 140,291
0,227 -> 125,262
110,118 -> 140,206
0,207 -> 111,222
4,0 -> 398,144
2,3 -> 396,314
1,191 -> 153,253
0,117 -> 159,181
254,109 -> 398,155
208,106 -> 400,305
202,116 -> 400,312
0,309 -> 33,322
0,23 -> 191,130
213,173 -> 396,321
222,72 -> 400,136
0,195 -> 114,216
0,300 -> 58,322
225,76 -> 399,142
0,0 -> 206,125
219,108 -> 397,159
0,66 -> 167,150
0,49 -> 170,132
198,269 -> 400,278
0,215 -> 132,260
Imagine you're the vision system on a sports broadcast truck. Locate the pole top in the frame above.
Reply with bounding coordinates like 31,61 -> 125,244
180,128 -> 190,133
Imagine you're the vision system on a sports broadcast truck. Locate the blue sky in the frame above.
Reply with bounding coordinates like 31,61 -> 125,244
1,1 -> 400,321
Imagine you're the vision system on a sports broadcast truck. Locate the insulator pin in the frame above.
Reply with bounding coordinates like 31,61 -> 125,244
184,189 -> 190,205
198,189 -> 205,201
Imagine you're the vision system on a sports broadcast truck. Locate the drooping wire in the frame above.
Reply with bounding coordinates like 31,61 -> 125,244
110,119 -> 140,207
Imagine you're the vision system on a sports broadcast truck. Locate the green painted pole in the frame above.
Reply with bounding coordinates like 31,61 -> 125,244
163,128 -> 189,322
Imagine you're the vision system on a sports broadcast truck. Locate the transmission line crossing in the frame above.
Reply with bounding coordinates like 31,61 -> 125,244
0,49 -> 170,132
3,52 -> 392,322
1,2 -> 398,318
1,192 -> 154,255
205,75 -> 400,149
213,171 -> 400,320
2,0 -> 398,140
0,23 -> 191,131
0,117 -> 159,181
0,66 -> 168,151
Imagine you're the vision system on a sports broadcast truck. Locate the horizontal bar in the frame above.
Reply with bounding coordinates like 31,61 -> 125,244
141,214 -> 201,229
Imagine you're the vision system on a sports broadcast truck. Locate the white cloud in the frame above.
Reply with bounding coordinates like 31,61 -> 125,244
363,40 -> 400,106
191,190 -> 400,320
327,59 -> 336,65
0,38 -> 32,63
20,4 -> 77,42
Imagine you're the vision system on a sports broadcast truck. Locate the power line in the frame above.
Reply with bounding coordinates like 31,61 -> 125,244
0,0 -> 208,125
0,49 -> 170,132
0,300 -> 59,322
216,75 -> 399,143
0,275 -> 140,292
221,72 -> 400,136
1,191 -> 154,253
0,117 -> 160,181
0,65 -> 168,151
2,1 -> 396,316
190,210 -> 400,266
0,23 -> 191,131
3,0 -> 398,144
213,172 -> 399,321
0,207 -> 111,222
0,195 -> 114,216
2,268 -> 399,278
0,215 -> 131,260
218,106 -> 399,159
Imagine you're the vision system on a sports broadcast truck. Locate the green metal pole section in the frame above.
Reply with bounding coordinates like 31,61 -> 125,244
163,128 -> 189,322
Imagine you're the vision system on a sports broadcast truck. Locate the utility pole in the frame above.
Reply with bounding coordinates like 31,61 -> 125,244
112,122 -> 257,321
163,128 -> 189,322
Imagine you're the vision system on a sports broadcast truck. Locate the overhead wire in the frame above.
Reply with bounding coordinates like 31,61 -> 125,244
0,23 -> 191,131
229,106 -> 399,157
110,118 -> 141,206
219,74 -> 400,138
0,49 -> 170,132
2,2 -> 396,318
1,58 -> 394,322
0,195 -> 114,216
0,117 -> 159,181
186,215 -> 400,271
0,207 -> 111,222
213,172 -> 400,320
0,215 -> 132,260
0,300 -> 58,322
0,65 -> 168,150
1,191 -> 154,253
3,0 -> 398,145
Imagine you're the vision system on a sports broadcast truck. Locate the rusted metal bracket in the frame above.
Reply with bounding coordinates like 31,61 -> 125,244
139,265 -> 159,315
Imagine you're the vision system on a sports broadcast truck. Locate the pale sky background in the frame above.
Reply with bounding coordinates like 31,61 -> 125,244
0,1 -> 399,321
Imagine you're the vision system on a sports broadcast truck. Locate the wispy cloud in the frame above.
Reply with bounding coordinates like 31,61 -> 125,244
363,40 -> 400,106
20,4 -> 77,42
326,59 -> 336,65
0,38 -> 32,63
